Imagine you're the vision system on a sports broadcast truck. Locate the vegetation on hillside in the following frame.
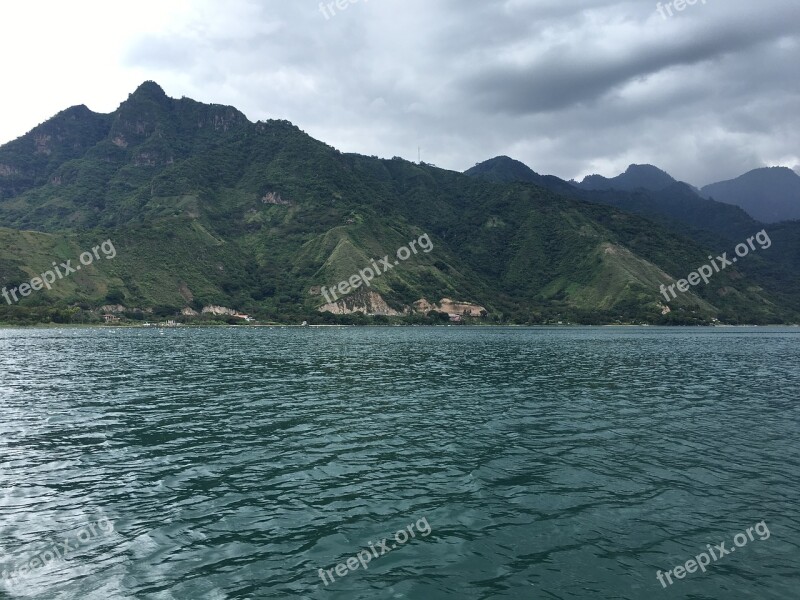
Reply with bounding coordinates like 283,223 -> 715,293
1,83 -> 797,326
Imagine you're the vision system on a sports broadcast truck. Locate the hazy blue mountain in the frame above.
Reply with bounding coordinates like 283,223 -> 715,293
701,167 -> 800,223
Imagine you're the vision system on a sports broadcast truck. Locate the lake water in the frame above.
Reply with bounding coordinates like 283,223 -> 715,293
1,326 -> 798,599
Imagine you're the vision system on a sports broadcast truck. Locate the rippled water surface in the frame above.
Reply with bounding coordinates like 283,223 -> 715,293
1,326 -> 799,599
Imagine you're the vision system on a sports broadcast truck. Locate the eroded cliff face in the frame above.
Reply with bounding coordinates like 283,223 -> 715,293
202,110 -> 245,132
318,291 -> 404,316
414,298 -> 487,317
261,191 -> 291,205
201,305 -> 240,316
317,291 -> 486,317
33,134 -> 52,155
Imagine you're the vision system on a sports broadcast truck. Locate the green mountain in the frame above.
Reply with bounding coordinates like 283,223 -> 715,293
465,155 -> 576,194
467,157 -> 758,241
0,83 -> 797,325
577,164 -> 679,192
467,157 -> 800,319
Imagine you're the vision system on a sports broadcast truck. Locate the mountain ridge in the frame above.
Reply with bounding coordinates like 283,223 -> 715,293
577,164 -> 679,192
0,83 -> 797,325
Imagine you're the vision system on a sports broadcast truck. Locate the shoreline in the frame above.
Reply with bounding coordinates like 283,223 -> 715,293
1,323 -> 798,330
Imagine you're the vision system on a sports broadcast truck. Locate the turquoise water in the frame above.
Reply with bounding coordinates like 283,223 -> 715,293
1,326 -> 798,599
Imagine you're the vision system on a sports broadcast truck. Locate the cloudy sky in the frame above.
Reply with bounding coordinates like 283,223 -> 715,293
1,0 -> 798,186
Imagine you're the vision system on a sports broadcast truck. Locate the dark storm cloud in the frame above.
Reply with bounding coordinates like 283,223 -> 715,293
460,6 -> 800,114
116,0 -> 800,185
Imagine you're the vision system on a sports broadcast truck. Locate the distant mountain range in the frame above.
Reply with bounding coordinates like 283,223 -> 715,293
700,167 -> 800,223
467,156 -> 800,235
573,162 -> 800,225
0,83 -> 798,325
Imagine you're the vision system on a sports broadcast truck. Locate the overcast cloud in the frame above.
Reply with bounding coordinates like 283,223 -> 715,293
1,0 -> 798,186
